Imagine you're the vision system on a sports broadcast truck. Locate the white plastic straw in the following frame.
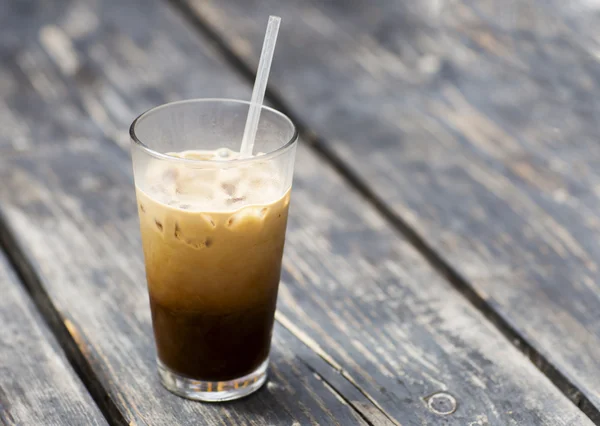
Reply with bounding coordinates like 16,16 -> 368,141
240,16 -> 281,157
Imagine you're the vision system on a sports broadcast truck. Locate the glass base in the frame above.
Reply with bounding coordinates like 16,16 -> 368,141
157,359 -> 268,402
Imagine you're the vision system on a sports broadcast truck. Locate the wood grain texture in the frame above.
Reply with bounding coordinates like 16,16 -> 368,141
0,0 -> 594,424
0,250 -> 107,425
183,0 -> 600,420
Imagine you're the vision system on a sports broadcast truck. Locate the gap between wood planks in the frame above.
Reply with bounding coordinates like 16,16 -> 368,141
298,358 -> 390,426
164,0 -> 600,423
275,312 -> 399,426
0,210 -> 129,426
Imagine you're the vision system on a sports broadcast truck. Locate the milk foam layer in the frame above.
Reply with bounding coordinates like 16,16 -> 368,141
143,149 -> 283,212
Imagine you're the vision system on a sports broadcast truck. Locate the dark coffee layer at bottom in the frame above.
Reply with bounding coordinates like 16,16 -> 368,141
150,295 -> 276,381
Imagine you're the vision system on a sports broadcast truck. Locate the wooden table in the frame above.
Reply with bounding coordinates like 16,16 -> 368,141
2,0 -> 600,424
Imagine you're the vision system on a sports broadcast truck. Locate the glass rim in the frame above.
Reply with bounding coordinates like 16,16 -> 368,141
129,98 -> 299,166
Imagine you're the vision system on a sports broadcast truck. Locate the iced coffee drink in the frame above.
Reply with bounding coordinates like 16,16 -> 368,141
137,149 -> 290,381
130,99 -> 297,402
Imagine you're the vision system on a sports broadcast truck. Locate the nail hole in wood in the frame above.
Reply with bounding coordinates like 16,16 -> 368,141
424,392 -> 457,415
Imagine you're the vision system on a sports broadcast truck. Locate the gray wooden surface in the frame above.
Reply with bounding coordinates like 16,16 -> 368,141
0,0 -> 598,424
182,0 -> 600,421
0,249 -> 107,425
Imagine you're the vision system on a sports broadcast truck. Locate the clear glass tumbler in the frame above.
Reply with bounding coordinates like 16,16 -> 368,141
129,99 -> 298,401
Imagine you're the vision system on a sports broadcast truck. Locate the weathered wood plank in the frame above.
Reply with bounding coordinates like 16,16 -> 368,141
0,249 -> 107,425
182,0 -> 600,419
0,0 -> 595,424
